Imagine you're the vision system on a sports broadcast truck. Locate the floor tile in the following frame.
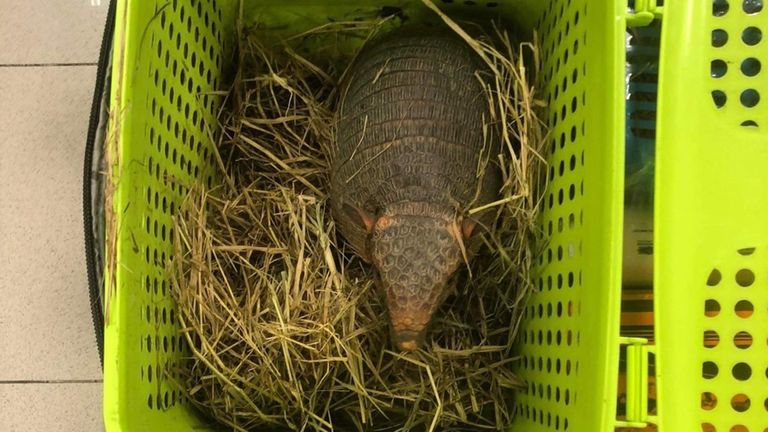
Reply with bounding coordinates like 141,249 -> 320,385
0,0 -> 107,65
0,382 -> 102,431
0,66 -> 101,380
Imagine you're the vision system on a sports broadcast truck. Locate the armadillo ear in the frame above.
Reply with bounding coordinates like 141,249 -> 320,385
461,218 -> 477,238
343,204 -> 377,233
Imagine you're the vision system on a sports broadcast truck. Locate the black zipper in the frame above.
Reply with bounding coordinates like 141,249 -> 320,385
83,0 -> 116,368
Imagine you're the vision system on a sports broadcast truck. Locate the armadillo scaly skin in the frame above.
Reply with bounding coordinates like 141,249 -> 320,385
331,31 -> 500,350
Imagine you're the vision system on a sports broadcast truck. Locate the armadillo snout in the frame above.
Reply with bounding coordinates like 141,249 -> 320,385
392,329 -> 427,351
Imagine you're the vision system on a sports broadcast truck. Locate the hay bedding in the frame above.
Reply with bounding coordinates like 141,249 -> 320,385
169,2 -> 548,431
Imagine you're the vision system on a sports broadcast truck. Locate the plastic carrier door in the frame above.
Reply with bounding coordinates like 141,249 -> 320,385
655,0 -> 768,431
102,0 -> 625,431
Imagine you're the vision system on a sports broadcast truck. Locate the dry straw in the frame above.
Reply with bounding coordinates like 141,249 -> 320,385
169,2 -> 549,431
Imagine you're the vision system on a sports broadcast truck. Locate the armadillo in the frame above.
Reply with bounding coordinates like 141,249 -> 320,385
331,31 -> 501,351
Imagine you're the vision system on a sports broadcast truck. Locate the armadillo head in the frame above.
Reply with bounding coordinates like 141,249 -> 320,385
358,211 -> 474,351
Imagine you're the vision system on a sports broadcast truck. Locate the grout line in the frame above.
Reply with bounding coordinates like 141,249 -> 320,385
0,379 -> 102,384
0,62 -> 98,68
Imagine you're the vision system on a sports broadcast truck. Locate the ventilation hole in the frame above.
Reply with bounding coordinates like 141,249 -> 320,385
712,29 -> 729,46
702,392 -> 718,410
704,330 -> 720,347
731,394 -> 751,412
712,90 -> 727,108
735,300 -> 754,317
712,59 -> 728,77
736,268 -> 755,286
702,423 -> 716,432
734,331 -> 752,348
742,120 -> 759,127
744,0 -> 764,13
486,1 -> 498,6
741,89 -> 760,107
703,361 -> 719,378
737,247 -> 756,255
707,269 -> 722,285
714,0 -> 730,15
742,58 -> 761,76
730,426 -> 749,432
743,26 -> 762,45
733,362 -> 752,380
705,299 -> 720,317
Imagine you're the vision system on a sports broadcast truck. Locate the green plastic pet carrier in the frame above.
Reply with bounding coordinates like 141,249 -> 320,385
92,0 -> 768,430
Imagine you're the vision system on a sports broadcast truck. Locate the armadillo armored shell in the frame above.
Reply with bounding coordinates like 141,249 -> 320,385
330,30 -> 501,348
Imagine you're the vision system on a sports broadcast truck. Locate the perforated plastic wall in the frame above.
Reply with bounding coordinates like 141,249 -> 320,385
511,0 -> 625,431
656,1 -> 768,431
103,0 -> 229,430
709,0 -> 767,127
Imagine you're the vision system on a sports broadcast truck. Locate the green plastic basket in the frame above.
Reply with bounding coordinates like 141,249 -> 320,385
102,0 -> 768,431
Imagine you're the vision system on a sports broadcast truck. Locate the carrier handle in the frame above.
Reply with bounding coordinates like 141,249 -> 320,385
627,0 -> 663,27
616,337 -> 658,429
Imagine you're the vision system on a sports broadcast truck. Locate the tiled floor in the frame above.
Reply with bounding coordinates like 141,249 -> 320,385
0,1 -> 108,431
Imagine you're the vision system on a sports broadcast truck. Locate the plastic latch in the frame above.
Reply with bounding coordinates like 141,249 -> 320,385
616,337 -> 657,428
626,0 -> 663,27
